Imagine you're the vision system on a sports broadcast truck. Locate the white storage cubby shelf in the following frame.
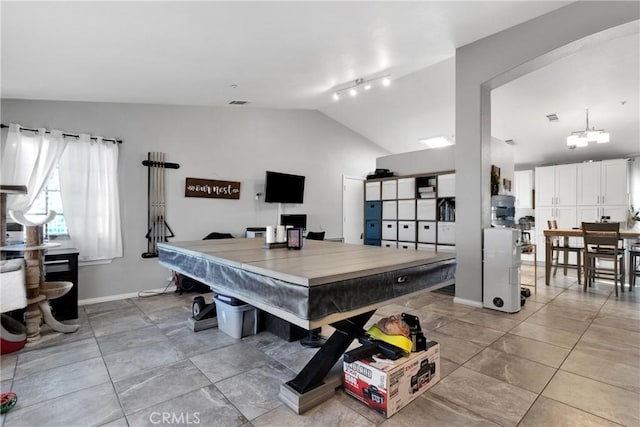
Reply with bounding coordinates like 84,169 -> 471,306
364,172 -> 455,252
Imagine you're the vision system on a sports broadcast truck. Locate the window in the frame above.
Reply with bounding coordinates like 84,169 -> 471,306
26,166 -> 69,238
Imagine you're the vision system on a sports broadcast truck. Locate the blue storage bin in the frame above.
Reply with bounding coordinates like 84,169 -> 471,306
365,201 -> 382,221
365,239 -> 381,246
365,220 -> 381,240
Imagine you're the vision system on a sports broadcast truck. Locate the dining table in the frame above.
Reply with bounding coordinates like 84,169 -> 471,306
543,227 -> 640,286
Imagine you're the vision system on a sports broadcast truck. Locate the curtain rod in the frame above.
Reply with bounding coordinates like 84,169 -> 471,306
0,123 -> 123,144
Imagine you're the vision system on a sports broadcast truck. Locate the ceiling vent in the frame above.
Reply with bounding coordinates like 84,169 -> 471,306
546,113 -> 559,122
229,100 -> 250,105
505,139 -> 515,145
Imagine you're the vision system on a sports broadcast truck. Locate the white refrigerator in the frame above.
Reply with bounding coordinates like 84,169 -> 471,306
483,228 -> 521,313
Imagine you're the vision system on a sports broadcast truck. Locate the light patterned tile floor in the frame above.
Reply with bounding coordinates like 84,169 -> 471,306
1,265 -> 638,427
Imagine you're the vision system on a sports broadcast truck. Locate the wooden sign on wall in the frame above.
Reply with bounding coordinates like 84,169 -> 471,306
185,177 -> 241,200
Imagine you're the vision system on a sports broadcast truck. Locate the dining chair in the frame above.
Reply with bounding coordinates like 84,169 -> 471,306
306,231 -> 325,241
582,222 -> 625,296
547,219 -> 582,285
629,241 -> 640,289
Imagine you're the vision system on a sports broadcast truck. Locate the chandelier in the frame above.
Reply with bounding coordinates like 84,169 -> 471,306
566,109 -> 610,149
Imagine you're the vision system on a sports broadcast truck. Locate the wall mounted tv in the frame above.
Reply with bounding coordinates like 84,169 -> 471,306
264,171 -> 305,204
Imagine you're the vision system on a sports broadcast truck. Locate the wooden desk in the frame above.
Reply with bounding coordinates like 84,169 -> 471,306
158,238 -> 456,414
543,228 -> 640,286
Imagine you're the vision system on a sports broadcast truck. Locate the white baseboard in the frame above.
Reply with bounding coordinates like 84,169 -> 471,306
453,297 -> 483,308
78,286 -> 173,306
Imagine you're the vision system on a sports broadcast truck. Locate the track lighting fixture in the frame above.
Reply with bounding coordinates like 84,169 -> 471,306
331,75 -> 391,101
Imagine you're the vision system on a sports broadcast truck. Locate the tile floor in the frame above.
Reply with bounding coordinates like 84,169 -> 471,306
1,265 -> 638,427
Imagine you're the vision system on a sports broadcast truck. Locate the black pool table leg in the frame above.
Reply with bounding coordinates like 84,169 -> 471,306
279,310 -> 375,413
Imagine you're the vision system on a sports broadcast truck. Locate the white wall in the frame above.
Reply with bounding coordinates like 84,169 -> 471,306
376,146 -> 455,176
1,99 -> 387,300
455,2 -> 639,305
490,137 -> 514,195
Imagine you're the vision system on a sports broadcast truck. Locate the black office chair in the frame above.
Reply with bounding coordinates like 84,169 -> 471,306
301,230 -> 326,347
203,232 -> 234,240
306,231 -> 325,241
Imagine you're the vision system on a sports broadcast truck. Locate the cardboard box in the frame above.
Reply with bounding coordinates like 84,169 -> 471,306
343,341 -> 440,417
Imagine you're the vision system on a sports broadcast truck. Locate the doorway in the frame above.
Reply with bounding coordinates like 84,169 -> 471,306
342,176 -> 364,244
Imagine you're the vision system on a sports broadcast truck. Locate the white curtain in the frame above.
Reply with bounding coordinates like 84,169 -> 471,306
59,135 -> 123,261
1,123 -> 67,211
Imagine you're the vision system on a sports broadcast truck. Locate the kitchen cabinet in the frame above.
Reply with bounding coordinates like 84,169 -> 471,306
535,158 -> 629,264
578,205 -> 628,224
577,159 -> 627,206
514,170 -> 533,209
535,164 -> 577,263
535,164 -> 576,207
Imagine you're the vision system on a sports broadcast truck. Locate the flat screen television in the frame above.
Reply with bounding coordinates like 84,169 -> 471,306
264,171 -> 305,203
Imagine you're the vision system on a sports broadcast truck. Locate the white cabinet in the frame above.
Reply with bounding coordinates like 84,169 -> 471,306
417,199 -> 436,220
514,170 -> 533,208
417,221 -> 436,243
398,200 -> 416,220
398,221 -> 416,242
382,201 -> 397,220
398,242 -> 417,250
601,160 -> 628,205
382,221 -> 397,241
364,171 -> 454,250
397,178 -> 415,199
577,162 -> 601,206
578,159 -> 627,206
381,240 -> 397,248
578,205 -> 628,224
536,164 -> 576,207
438,174 -> 455,198
535,164 -> 577,262
365,181 -> 381,201
381,180 -> 397,200
437,222 -> 455,245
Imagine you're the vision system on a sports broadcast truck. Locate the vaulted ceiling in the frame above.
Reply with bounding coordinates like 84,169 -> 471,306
2,1 -> 638,166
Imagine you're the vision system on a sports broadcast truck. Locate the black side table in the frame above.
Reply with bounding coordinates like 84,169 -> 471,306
45,248 -> 79,321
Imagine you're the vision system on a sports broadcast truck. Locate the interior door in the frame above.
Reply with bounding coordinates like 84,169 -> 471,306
342,176 -> 365,245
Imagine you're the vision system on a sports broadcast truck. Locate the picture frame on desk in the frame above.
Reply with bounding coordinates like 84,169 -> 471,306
287,228 -> 303,250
